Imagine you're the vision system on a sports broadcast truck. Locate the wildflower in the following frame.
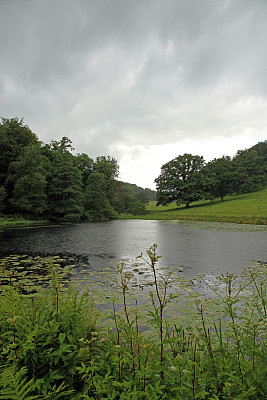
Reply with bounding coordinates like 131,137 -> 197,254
176,354 -> 183,361
170,366 -> 176,371
115,345 -> 120,349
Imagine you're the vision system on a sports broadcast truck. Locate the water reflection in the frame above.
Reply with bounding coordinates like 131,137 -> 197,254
0,219 -> 266,277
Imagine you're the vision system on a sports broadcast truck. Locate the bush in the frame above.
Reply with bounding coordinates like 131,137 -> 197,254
0,268 -> 100,398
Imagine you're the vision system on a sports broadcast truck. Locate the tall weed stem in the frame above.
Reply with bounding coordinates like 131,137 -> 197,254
138,244 -> 170,383
196,299 -> 223,399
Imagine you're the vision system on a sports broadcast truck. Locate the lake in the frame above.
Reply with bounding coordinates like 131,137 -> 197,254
1,219 -> 266,279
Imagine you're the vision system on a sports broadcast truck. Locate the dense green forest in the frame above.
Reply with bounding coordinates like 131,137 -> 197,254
0,118 -> 155,221
1,117 -> 266,221
155,141 -> 267,208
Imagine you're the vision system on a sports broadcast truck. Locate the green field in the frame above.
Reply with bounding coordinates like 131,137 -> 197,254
121,186 -> 267,225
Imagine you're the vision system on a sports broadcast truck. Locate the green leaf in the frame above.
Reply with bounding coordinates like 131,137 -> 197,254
58,333 -> 66,343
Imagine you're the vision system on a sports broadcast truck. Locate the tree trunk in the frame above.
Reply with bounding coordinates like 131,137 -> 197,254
185,203 -> 190,208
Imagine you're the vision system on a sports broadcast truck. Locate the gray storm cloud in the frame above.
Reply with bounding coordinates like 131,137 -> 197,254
1,0 -> 266,187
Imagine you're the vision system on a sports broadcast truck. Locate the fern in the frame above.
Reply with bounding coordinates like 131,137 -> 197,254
0,366 -> 74,400
43,382 -> 74,399
0,365 -> 38,400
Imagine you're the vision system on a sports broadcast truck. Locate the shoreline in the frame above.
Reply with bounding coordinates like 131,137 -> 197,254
1,214 -> 267,229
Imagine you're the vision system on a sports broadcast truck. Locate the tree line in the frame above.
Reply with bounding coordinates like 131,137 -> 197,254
0,117 -> 155,221
155,141 -> 267,208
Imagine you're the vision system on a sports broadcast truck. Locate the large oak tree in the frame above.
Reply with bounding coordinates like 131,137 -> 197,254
155,153 -> 205,208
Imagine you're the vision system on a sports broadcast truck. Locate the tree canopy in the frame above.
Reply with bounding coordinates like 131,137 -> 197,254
232,149 -> 266,194
201,156 -> 235,201
1,117 -> 265,219
0,117 -> 38,186
7,144 -> 47,216
0,117 -> 150,221
155,154 -> 205,208
155,141 -> 267,207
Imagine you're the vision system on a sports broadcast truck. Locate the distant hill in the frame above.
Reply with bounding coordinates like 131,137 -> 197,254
119,182 -> 156,202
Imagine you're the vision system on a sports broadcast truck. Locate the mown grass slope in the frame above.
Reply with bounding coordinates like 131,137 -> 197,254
121,186 -> 267,224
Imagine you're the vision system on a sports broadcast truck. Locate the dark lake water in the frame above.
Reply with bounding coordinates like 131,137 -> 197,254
0,219 -> 266,278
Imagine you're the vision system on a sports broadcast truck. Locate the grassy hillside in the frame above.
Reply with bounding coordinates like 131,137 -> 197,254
121,186 -> 267,225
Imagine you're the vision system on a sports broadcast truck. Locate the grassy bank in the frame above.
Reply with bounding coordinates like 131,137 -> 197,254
0,216 -> 49,229
121,187 -> 267,225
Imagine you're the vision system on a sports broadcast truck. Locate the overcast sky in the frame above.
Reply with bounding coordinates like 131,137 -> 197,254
1,0 -> 266,189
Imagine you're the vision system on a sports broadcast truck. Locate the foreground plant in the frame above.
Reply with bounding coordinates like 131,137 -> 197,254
0,266 -> 100,399
137,244 -> 173,382
0,248 -> 266,399
200,264 -> 267,399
